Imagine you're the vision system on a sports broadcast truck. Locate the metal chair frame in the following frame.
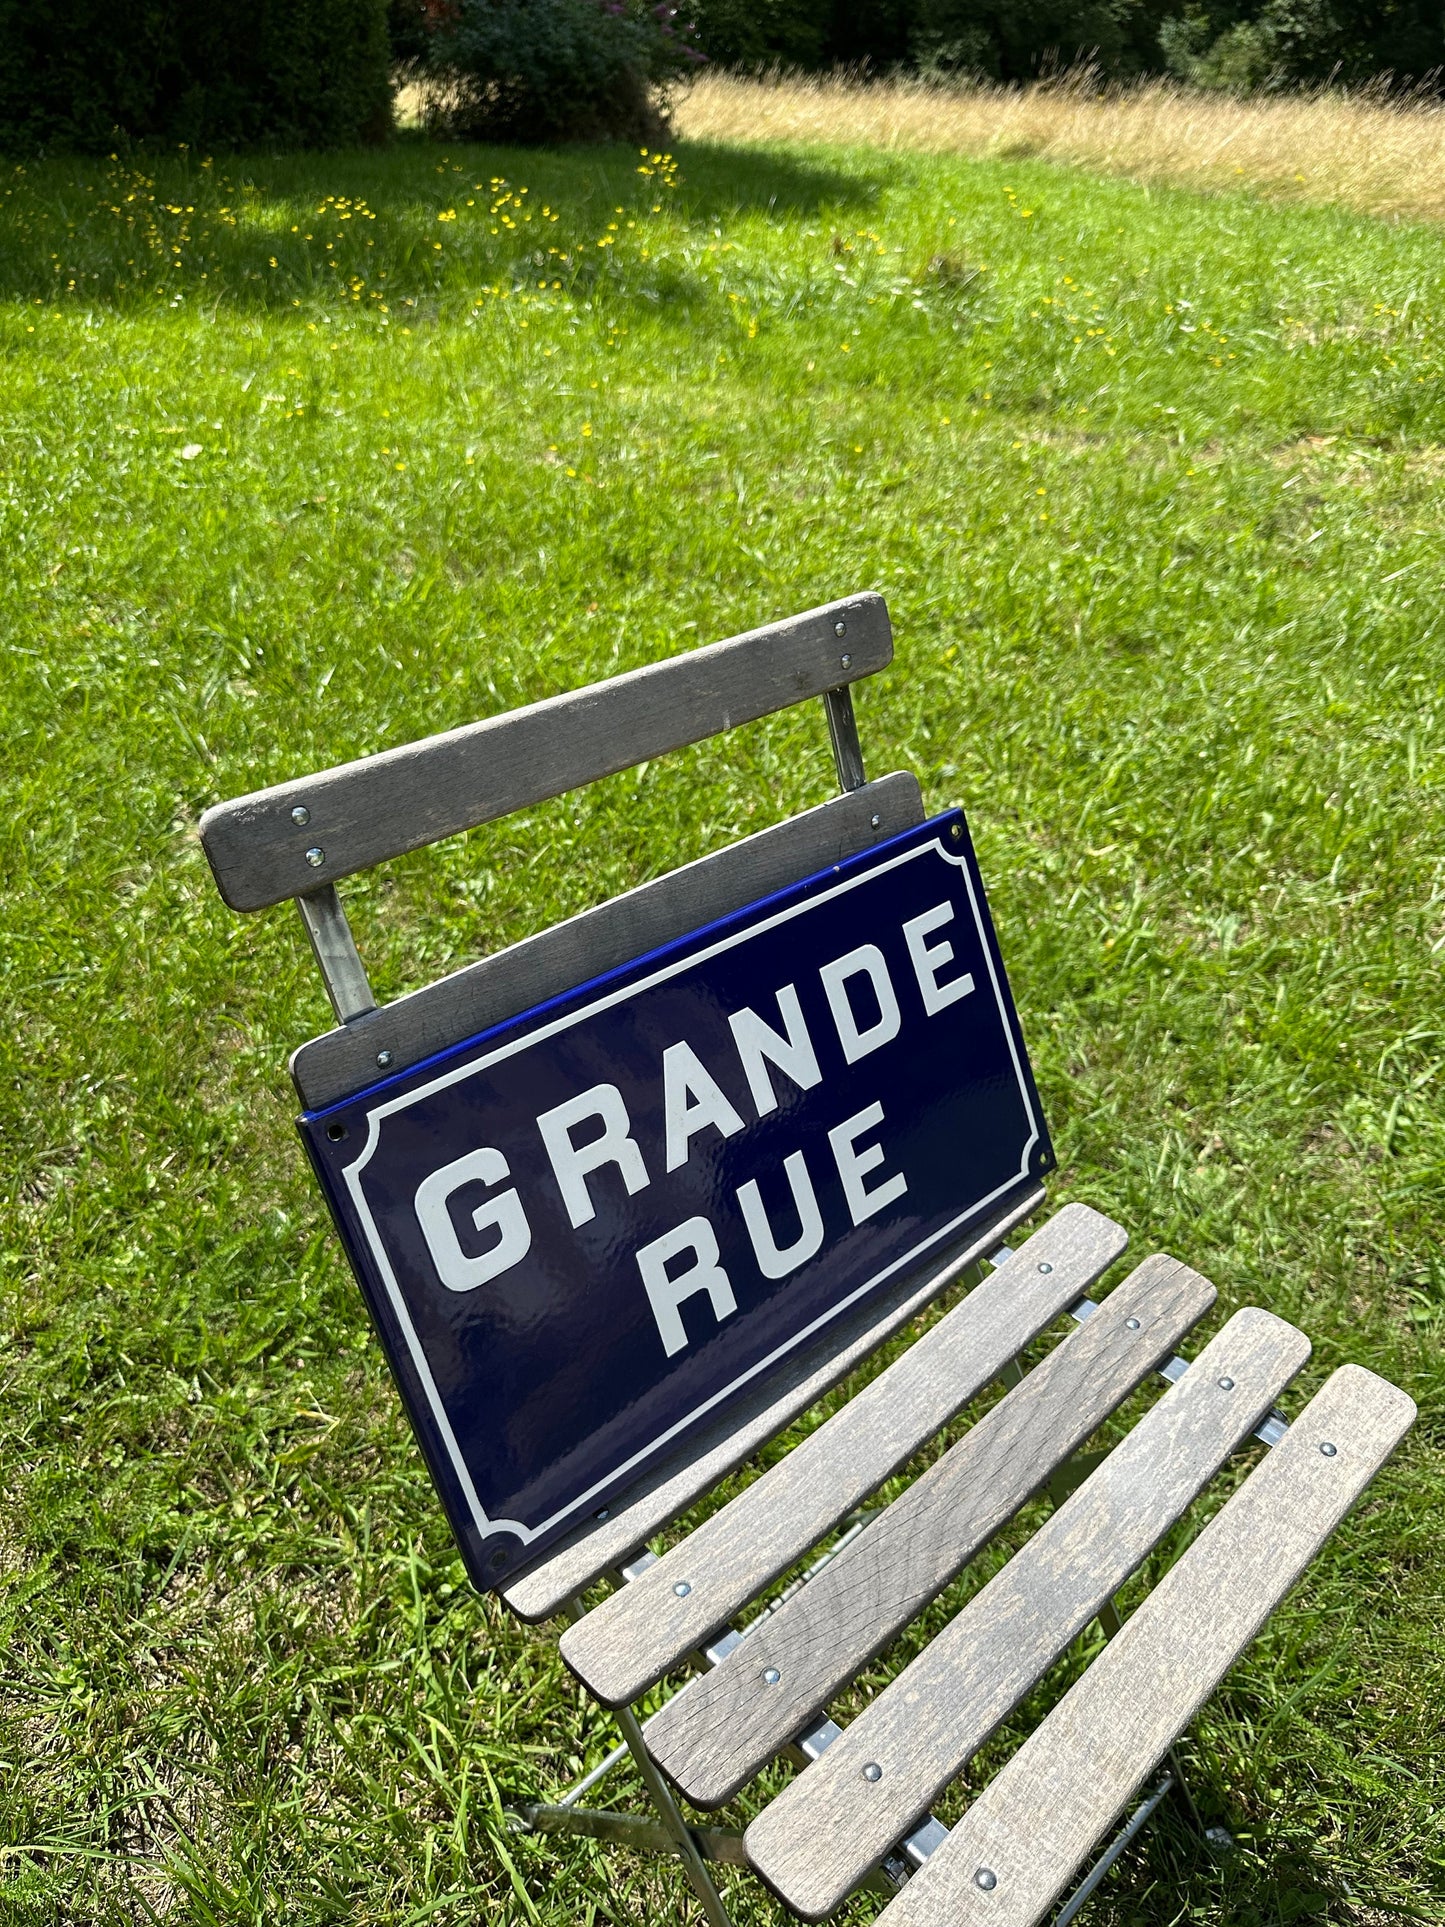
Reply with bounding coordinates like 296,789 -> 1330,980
199,594 -> 1409,1927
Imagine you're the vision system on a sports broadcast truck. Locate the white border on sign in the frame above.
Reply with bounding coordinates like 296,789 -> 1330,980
338,833 -> 1041,1547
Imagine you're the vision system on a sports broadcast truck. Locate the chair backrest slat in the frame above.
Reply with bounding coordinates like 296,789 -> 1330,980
290,771 -> 924,1109
200,593 -> 891,912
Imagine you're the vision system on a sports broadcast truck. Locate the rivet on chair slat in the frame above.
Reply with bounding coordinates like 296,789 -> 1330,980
644,1252 -> 1217,1808
869,1365 -> 1415,1927
745,1305 -> 1313,1918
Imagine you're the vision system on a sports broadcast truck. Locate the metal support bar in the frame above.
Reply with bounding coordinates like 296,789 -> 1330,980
611,1521 -> 949,1893
510,1802 -> 750,1866
823,686 -> 867,793
557,1739 -> 631,1808
1164,1744 -> 1213,1840
295,884 -> 376,1025
560,1597 -> 737,1927
1052,1772 -> 1175,1927
609,1699 -> 738,1927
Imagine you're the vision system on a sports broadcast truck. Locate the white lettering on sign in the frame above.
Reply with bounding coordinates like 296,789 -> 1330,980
410,875 -> 987,1351
537,1082 -> 650,1228
662,1040 -> 745,1172
415,1147 -> 533,1293
728,984 -> 822,1116
828,1101 -> 909,1225
903,900 -> 975,1014
819,944 -> 902,1063
737,1149 -> 826,1280
636,1216 -> 739,1356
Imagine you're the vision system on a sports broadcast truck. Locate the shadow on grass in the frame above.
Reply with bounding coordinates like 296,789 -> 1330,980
1099,1801 -> 1397,1927
0,133 -> 877,315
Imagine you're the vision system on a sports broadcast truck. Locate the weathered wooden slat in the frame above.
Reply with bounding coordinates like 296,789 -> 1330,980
290,774 -> 925,1108
500,1187 -> 1046,1623
561,1205 -> 1129,1707
644,1255 -> 1216,1807
745,1306 -> 1313,1917
870,1365 -> 1416,1927
200,593 -> 892,912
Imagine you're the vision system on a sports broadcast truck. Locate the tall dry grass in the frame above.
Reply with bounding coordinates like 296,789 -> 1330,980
675,70 -> 1445,224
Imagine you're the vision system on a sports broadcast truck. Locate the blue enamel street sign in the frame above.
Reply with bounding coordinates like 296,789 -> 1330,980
300,810 -> 1053,1589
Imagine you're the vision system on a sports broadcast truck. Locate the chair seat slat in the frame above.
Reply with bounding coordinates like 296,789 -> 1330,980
501,1190 -> 1044,1622
561,1204 -> 1128,1706
643,1254 -> 1216,1807
868,1365 -> 1415,1927
745,1306 -> 1312,1917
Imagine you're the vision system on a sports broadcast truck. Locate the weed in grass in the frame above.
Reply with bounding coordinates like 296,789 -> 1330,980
0,130 -> 1442,1925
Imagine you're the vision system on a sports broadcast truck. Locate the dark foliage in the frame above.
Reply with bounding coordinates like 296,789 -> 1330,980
1160,0 -> 1445,86
0,0 -> 392,155
679,0 -> 1444,84
398,0 -> 703,143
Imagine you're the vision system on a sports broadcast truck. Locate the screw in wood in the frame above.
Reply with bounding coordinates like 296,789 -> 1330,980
305,846 -> 325,867
291,804 -> 310,826
862,1762 -> 882,1781
1218,1377 -> 1234,1390
1126,1317 -> 1141,1330
834,620 -> 847,636
673,1581 -> 691,1597
1320,1442 -> 1338,1457
376,1050 -> 393,1069
763,1668 -> 781,1685
975,1868 -> 998,1890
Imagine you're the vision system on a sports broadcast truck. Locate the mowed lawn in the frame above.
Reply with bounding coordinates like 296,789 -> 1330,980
1,128 -> 1443,1926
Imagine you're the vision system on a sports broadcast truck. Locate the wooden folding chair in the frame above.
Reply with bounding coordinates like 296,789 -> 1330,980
200,593 -> 1414,1927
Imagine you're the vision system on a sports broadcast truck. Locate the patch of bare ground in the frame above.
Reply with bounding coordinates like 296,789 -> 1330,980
676,70 -> 1445,226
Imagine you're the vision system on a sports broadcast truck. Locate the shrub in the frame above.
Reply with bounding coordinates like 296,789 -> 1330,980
0,0 -> 392,155
1159,0 -> 1445,84
403,0 -> 703,143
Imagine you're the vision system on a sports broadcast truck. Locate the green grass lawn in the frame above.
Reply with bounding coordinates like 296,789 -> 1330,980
1,128 -> 1443,1925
